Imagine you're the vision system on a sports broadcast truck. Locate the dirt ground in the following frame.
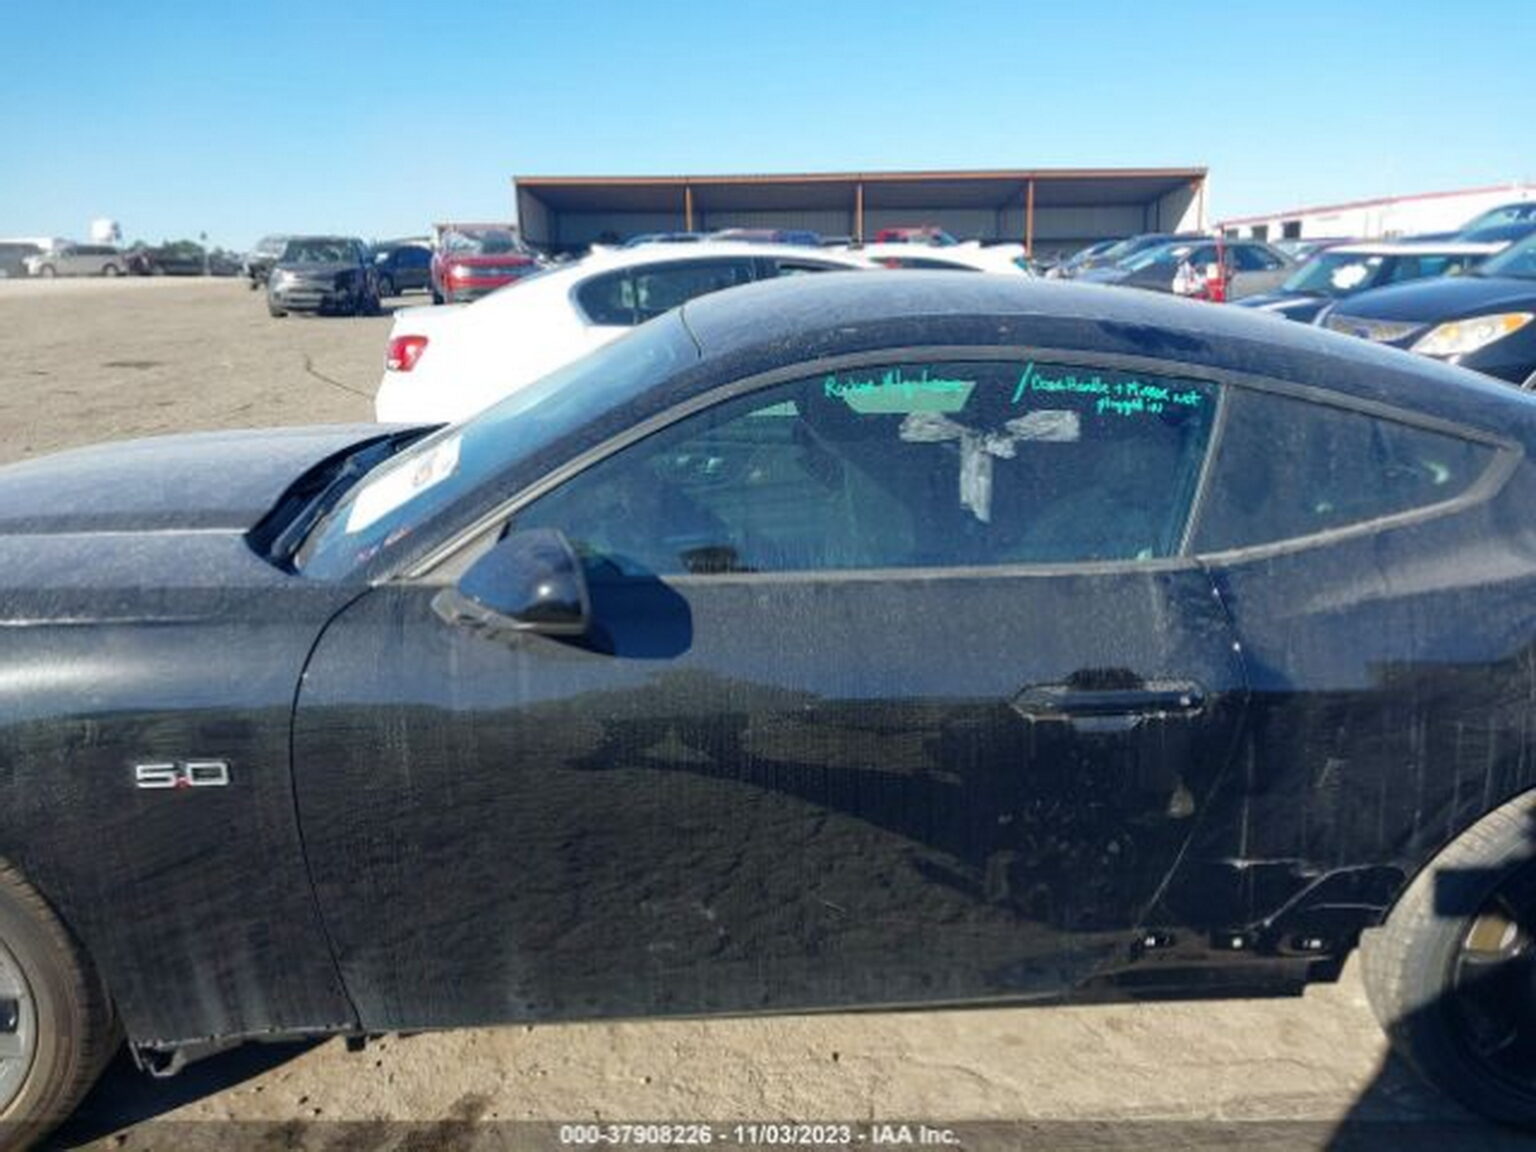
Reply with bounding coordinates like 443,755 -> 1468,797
0,280 -> 1504,1150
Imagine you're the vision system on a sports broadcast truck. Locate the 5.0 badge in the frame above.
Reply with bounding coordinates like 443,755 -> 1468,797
133,760 -> 231,790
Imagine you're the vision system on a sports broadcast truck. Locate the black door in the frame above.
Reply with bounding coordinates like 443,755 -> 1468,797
293,354 -> 1248,1031
396,246 -> 431,291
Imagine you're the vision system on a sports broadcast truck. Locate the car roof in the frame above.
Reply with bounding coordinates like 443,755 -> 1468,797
1326,241 -> 1506,256
676,272 -> 1535,437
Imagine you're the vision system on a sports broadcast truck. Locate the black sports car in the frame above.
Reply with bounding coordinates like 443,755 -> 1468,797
5,274 -> 1536,1143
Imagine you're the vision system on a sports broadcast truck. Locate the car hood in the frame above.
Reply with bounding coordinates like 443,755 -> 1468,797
1329,275 -> 1536,322
0,425 -> 397,536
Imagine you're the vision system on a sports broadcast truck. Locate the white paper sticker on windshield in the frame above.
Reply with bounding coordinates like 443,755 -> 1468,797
344,434 -> 462,534
1330,262 -> 1372,291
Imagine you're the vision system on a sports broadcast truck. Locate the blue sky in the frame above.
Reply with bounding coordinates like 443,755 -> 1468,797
4,1 -> 1533,251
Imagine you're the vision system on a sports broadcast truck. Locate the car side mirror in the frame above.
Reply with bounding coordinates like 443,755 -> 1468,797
432,529 -> 590,638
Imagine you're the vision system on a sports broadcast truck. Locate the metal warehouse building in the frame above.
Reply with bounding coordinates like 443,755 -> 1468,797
513,168 -> 1208,256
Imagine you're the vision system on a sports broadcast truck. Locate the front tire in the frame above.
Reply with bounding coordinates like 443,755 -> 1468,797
377,275 -> 394,300
0,861 -> 116,1150
101,264 -> 120,277
37,267 -> 55,279
1361,790 -> 1536,1127
267,299 -> 287,318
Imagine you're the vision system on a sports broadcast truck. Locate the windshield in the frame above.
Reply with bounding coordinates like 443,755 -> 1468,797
443,228 -> 520,255
1099,235 -> 1176,264
281,237 -> 351,263
1122,243 -> 1200,272
1068,239 -> 1118,264
295,311 -> 699,577
1476,232 -> 1536,281
1282,250 -> 1387,296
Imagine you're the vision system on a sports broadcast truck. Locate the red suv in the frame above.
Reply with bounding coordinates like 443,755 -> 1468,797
430,223 -> 541,304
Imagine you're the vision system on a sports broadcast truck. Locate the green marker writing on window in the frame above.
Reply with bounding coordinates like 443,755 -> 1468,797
1012,361 -> 1206,417
824,368 -> 975,414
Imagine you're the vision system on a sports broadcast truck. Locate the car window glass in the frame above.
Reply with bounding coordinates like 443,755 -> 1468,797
1230,246 -> 1268,271
1192,388 -> 1497,553
577,259 -> 756,326
514,360 -> 1218,575
772,259 -> 851,276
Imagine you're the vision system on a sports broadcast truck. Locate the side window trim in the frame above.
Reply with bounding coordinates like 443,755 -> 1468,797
402,347 -> 1520,584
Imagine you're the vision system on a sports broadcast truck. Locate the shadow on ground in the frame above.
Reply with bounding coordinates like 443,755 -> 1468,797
46,1040 -> 318,1149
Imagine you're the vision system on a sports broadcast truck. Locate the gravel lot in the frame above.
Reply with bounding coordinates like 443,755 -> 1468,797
0,280 -> 1501,1150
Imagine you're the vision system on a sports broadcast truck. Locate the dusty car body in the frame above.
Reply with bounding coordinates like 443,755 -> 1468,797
5,275 -> 1536,1139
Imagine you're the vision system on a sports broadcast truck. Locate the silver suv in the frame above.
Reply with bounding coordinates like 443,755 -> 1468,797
25,243 -> 127,277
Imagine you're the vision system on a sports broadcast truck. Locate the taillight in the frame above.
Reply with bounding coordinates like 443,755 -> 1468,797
386,334 -> 428,372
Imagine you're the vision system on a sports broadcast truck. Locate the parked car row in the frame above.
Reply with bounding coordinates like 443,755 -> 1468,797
617,225 -> 963,250
240,235 -> 446,317
5,240 -> 243,279
126,243 -> 242,277
1034,217 -> 1535,392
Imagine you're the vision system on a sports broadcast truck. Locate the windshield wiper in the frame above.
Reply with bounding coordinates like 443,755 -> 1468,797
260,432 -> 429,567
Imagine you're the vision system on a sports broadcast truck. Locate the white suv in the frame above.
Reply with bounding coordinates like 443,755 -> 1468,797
25,243 -> 127,278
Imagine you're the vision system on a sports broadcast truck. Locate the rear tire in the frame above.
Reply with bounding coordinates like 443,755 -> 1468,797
38,267 -> 55,279
101,265 -> 120,277
0,861 -> 117,1151
1361,789 -> 1536,1127
377,275 -> 394,300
